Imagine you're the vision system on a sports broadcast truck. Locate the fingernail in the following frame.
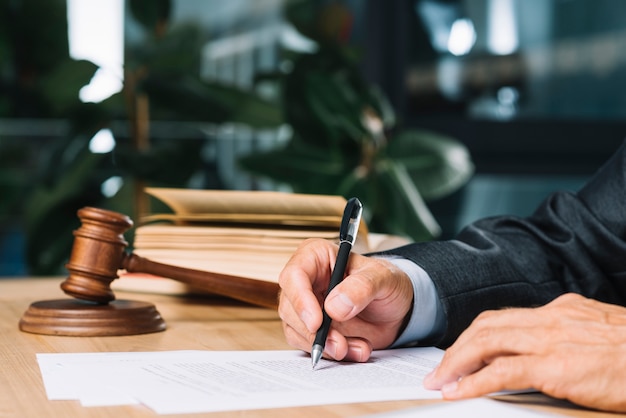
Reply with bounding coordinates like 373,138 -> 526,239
441,380 -> 459,398
328,292 -> 354,317
347,342 -> 365,362
423,367 -> 437,387
325,338 -> 338,358
301,309 -> 316,332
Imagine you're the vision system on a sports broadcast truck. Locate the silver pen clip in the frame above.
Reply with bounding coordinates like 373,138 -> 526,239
339,197 -> 363,246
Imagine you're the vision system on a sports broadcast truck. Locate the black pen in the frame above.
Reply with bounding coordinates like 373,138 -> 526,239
311,197 -> 363,369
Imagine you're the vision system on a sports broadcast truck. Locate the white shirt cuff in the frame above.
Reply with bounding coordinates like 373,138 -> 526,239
376,257 -> 445,347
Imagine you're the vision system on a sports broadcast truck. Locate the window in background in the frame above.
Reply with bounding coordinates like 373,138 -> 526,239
67,0 -> 124,103
361,0 -> 626,236
411,0 -> 626,122
124,0 -> 289,191
410,0 -> 624,233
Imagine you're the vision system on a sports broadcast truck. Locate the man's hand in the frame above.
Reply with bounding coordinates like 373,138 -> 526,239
424,293 -> 626,413
278,238 -> 414,363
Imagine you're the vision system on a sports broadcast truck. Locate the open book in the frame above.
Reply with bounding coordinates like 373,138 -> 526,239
113,188 -> 410,302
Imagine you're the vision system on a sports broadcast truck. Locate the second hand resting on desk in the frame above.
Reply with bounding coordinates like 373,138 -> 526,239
311,197 -> 363,369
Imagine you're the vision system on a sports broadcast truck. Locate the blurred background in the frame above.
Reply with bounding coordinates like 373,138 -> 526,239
1,0 -> 625,277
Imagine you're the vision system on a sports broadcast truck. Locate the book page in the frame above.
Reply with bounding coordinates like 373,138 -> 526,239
144,187 -> 347,217
142,187 -> 369,238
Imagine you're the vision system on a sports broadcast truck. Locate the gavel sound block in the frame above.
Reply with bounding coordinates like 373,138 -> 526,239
19,207 -> 280,336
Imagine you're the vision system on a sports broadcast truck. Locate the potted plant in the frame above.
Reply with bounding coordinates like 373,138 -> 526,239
0,0 -> 283,274
240,0 -> 473,241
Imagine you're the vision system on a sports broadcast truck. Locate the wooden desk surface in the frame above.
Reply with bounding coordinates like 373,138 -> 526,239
0,278 -> 618,418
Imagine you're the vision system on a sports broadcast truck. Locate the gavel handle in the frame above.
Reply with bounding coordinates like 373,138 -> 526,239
121,252 -> 279,309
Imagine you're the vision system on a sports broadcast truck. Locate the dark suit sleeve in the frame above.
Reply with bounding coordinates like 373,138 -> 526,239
379,139 -> 626,348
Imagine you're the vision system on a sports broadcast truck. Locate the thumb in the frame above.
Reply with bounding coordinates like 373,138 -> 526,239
325,273 -> 375,321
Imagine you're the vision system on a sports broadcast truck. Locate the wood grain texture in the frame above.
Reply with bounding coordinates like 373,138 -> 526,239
0,278 -> 617,418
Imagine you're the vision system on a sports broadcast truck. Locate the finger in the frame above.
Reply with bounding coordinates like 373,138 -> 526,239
428,296 -> 626,391
440,343 -> 626,413
325,256 -> 413,324
279,295 -> 318,350
426,319 -> 549,389
324,276 -> 370,322
281,306 -> 370,363
278,241 -> 335,333
281,321 -> 313,353
321,328 -> 349,361
344,337 -> 373,363
278,268 -> 320,333
322,332 -> 373,363
440,355 -> 540,400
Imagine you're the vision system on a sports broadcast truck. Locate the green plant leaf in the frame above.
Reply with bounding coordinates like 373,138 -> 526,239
283,47 -> 384,151
142,75 -> 283,128
24,147 -> 107,274
0,149 -> 31,219
114,139 -> 204,184
239,135 -> 366,191
303,73 -> 368,145
333,169 -> 379,228
38,59 -> 100,115
284,0 -> 354,46
128,0 -> 172,33
126,23 -> 203,74
367,85 -> 396,129
386,129 -> 474,201
284,0 -> 322,43
376,160 -> 441,240
8,0 -> 69,74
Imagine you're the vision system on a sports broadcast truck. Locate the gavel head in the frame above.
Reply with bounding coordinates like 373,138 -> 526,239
61,207 -> 133,304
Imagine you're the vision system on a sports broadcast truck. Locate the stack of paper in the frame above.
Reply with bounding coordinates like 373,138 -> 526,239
112,188 -> 411,302
131,223 -> 338,283
115,188 -> 374,296
37,347 -> 444,415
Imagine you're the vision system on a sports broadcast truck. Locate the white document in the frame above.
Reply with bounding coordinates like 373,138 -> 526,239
37,347 -> 443,414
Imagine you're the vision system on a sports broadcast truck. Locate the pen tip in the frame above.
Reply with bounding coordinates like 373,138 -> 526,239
311,345 -> 323,370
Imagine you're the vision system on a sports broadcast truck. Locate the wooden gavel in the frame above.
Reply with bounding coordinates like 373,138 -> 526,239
62,206 -> 280,309
20,206 -> 281,336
